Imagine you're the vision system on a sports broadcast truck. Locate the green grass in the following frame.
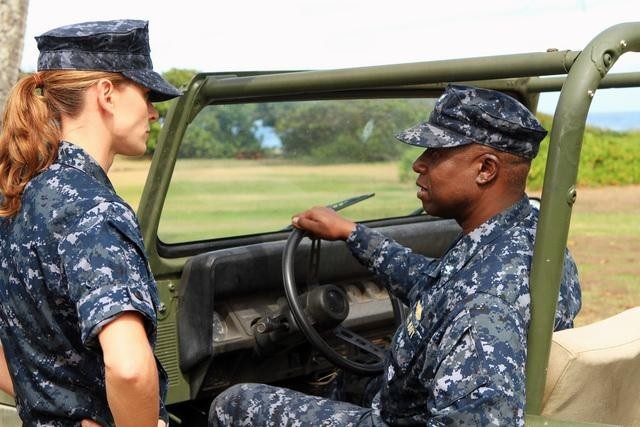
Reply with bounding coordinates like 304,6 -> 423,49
112,156 -> 638,243
150,159 -> 419,242
110,157 -> 639,325
569,212 -> 639,237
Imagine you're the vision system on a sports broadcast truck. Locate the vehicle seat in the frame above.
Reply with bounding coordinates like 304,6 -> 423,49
541,306 -> 640,426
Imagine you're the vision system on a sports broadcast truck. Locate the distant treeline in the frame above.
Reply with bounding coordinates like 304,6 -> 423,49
149,69 -> 431,163
397,113 -> 640,189
399,113 -> 640,189
151,69 -> 640,188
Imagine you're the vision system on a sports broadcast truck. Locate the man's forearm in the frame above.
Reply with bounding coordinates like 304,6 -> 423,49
347,224 -> 439,303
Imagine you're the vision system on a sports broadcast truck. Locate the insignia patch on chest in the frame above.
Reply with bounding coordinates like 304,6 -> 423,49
405,300 -> 425,338
406,317 -> 416,337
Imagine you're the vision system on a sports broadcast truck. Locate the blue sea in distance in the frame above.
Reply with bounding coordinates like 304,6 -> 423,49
586,111 -> 640,131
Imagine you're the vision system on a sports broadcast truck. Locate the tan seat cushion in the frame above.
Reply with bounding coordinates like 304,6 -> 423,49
541,307 -> 640,426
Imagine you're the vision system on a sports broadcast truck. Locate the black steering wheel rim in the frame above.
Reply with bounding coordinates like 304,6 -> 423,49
282,228 -> 386,375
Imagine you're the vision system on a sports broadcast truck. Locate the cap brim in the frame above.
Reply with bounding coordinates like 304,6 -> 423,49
395,121 -> 476,149
122,69 -> 182,102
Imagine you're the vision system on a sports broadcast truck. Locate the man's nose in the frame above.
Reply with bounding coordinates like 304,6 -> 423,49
412,158 -> 427,174
148,103 -> 159,121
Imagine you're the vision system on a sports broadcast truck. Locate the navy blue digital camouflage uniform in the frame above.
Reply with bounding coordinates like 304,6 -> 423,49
0,142 -> 169,426
0,19 -> 181,427
209,85 -> 582,426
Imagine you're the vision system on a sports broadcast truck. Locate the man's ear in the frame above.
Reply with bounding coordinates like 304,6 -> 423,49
476,153 -> 500,185
95,79 -> 116,114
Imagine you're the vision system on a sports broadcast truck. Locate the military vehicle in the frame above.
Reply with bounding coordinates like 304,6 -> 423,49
1,21 -> 639,426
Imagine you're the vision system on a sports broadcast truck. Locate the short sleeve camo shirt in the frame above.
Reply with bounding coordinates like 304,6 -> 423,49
0,141 -> 168,426
346,196 -> 581,425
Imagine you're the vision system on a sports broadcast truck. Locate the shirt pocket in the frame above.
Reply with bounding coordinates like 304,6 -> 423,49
432,312 -> 490,410
390,304 -> 428,374
108,218 -> 151,273
108,217 -> 161,338
108,218 -> 159,305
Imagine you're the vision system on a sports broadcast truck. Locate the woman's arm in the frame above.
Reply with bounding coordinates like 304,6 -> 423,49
0,345 -> 14,396
98,312 -> 159,427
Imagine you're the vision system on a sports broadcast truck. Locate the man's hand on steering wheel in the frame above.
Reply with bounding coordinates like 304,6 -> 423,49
291,207 -> 356,241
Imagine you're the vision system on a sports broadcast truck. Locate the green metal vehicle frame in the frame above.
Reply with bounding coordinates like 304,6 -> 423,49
1,21 -> 638,427
139,22 -> 640,425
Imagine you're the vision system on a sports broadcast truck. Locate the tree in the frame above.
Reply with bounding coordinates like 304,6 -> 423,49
178,103 -> 265,159
148,69 -> 266,159
147,68 -> 198,154
148,73 -> 434,162
0,0 -> 29,118
274,99 -> 432,162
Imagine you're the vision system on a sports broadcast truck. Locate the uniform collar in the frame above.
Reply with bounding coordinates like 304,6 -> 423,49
438,196 -> 532,281
466,196 -> 532,248
56,141 -> 115,191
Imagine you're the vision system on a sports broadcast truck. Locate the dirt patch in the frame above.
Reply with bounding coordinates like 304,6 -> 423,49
572,185 -> 640,215
566,185 -> 640,326
569,235 -> 640,326
529,185 -> 640,214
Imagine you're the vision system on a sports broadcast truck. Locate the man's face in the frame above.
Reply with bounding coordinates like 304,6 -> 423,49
412,145 -> 480,219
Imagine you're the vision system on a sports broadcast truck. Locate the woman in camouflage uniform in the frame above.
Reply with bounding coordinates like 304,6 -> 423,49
0,20 -> 180,427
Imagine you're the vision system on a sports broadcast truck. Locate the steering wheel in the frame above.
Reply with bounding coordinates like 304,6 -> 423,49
282,228 -> 404,376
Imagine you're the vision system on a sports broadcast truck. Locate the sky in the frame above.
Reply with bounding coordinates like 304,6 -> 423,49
19,0 -> 640,114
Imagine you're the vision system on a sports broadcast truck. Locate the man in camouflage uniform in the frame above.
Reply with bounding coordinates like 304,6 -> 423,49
209,85 -> 581,426
0,20 -> 180,425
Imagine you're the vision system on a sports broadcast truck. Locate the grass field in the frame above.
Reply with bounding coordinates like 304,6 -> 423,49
110,156 -> 639,327
560,186 -> 640,325
113,158 -> 420,241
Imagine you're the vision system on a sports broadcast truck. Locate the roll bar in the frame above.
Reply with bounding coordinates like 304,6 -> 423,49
139,22 -> 640,422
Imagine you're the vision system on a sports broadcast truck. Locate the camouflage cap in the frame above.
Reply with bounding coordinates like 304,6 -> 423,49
36,20 -> 182,102
396,84 -> 547,159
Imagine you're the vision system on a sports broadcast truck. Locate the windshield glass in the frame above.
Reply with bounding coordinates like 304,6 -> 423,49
159,98 -> 436,243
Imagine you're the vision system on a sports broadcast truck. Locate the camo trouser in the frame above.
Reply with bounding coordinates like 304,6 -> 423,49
208,382 -> 388,426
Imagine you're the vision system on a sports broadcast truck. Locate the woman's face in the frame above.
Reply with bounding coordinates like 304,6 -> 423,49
110,82 -> 158,156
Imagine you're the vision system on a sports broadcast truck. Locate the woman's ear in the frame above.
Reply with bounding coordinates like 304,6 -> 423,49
95,79 -> 116,114
476,153 -> 500,185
